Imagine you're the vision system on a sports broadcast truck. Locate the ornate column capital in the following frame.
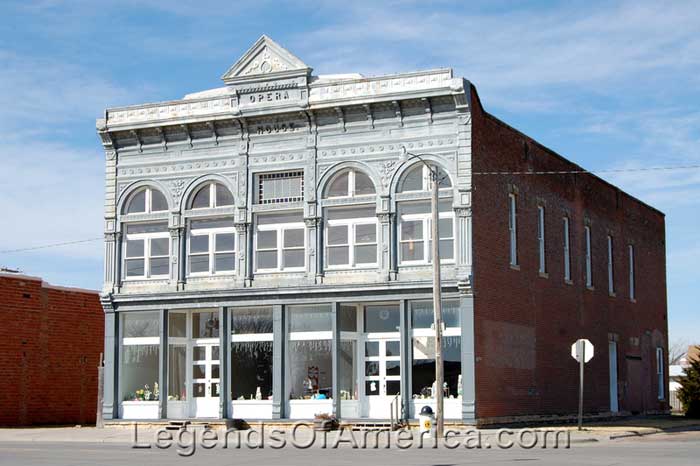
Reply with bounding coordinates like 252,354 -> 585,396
377,212 -> 394,224
454,206 -> 472,217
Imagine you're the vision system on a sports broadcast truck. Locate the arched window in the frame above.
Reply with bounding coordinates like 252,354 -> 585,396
190,182 -> 234,209
322,168 -> 378,270
397,163 -> 454,265
123,187 -> 168,214
121,186 -> 170,280
398,164 -> 451,193
186,182 -> 236,276
325,169 -> 376,198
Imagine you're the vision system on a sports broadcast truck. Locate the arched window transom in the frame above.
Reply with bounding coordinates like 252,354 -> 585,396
398,164 -> 451,193
325,169 -> 376,199
190,182 -> 234,209
124,187 -> 168,214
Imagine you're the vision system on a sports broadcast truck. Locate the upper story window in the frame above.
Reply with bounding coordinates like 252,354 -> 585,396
190,182 -> 234,209
607,235 -> 615,295
398,201 -> 454,265
537,205 -> 546,274
254,211 -> 305,272
584,225 -> 592,288
563,217 -> 571,282
123,222 -> 169,279
508,193 -> 518,266
325,169 -> 376,198
123,187 -> 168,214
398,164 -> 451,193
325,206 -> 378,269
256,171 -> 304,204
188,219 -> 236,276
629,244 -> 635,301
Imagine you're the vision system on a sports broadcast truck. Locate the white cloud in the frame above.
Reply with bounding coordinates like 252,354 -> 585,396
0,141 -> 104,260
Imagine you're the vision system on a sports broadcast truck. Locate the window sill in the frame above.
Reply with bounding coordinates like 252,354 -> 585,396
564,279 -> 574,286
630,298 -> 637,304
254,269 -> 306,275
509,264 -> 520,271
609,291 -> 617,298
586,285 -> 595,291
187,272 -> 236,278
538,271 -> 549,279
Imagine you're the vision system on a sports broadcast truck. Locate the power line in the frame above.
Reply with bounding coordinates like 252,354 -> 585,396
1,163 -> 698,255
472,164 -> 700,176
0,237 -> 103,254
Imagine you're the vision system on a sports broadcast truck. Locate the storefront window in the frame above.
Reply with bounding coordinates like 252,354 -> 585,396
192,311 -> 219,339
289,305 -> 332,332
121,311 -> 160,402
411,335 -> 461,399
339,340 -> 357,401
411,299 -> 461,329
231,307 -> 273,400
288,305 -> 332,400
364,304 -> 400,333
168,345 -> 187,400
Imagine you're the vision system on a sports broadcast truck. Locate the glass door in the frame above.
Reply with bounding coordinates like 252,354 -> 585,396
360,304 -> 401,418
364,339 -> 401,418
191,343 -> 220,417
190,310 -> 220,418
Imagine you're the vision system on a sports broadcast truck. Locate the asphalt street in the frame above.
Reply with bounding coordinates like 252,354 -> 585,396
0,430 -> 699,466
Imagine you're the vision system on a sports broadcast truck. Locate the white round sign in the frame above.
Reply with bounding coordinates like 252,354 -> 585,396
571,339 -> 594,363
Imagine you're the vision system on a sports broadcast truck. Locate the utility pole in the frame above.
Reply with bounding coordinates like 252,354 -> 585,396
431,165 -> 444,439
400,147 -> 445,438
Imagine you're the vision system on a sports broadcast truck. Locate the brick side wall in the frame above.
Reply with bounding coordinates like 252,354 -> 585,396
0,274 -> 103,426
470,85 -> 668,421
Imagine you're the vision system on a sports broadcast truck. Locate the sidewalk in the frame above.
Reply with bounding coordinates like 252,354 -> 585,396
0,416 -> 697,445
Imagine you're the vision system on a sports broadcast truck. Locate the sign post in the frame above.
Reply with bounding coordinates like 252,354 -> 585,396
571,339 -> 594,431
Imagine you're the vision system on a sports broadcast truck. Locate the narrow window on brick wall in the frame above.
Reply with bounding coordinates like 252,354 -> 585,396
656,347 -> 665,400
629,244 -> 635,301
607,235 -> 615,295
537,206 -> 546,274
584,225 -> 592,287
508,193 -> 518,266
256,171 -> 304,204
563,217 -> 571,282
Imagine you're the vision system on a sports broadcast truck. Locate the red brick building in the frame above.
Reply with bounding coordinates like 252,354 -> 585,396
0,271 -> 103,426
470,86 -> 668,422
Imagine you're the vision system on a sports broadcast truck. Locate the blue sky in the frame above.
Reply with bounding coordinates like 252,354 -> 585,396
1,1 -> 698,344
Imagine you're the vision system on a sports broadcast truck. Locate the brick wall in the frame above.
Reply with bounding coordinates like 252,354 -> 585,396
469,85 -> 668,421
0,273 -> 103,426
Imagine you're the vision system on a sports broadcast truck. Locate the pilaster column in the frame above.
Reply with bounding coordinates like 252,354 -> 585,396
272,304 -> 286,419
235,222 -> 249,283
169,224 -> 184,289
114,231 -> 123,292
459,289 -> 476,423
454,206 -> 473,285
103,229 -> 117,292
331,302 -> 341,417
399,299 -> 411,420
219,306 -> 229,419
304,216 -> 320,282
158,309 -> 168,419
377,211 -> 394,280
102,300 -> 118,419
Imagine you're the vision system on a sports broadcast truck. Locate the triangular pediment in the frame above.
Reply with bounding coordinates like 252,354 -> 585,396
221,35 -> 311,84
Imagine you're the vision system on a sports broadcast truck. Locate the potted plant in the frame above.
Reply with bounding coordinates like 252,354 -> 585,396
313,413 -> 338,431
